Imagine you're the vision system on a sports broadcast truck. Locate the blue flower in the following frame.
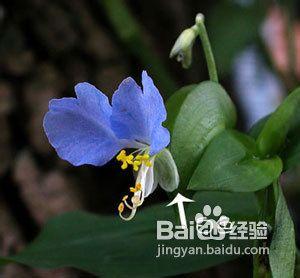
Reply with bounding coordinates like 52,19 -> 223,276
43,71 -> 172,220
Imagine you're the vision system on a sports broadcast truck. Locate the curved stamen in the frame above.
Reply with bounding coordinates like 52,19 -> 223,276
119,207 -> 137,221
124,199 -> 134,210
117,183 -> 144,220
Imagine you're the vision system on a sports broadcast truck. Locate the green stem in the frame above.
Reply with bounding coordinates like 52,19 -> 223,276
194,14 -> 218,83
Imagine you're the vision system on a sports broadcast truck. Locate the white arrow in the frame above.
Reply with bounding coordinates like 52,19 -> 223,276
166,193 -> 194,228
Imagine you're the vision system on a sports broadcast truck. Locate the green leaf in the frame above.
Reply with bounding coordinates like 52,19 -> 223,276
188,130 -> 282,192
280,105 -> 300,170
249,107 -> 300,171
2,192 -> 259,277
154,148 -> 179,192
165,84 -> 197,134
248,115 -> 270,139
248,88 -> 300,170
269,183 -> 296,278
170,81 -> 236,188
257,87 -> 300,157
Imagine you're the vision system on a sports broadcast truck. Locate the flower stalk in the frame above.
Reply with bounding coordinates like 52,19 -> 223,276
194,14 -> 218,83
170,13 -> 219,83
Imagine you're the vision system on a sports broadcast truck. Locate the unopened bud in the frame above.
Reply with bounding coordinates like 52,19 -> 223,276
169,28 -> 197,68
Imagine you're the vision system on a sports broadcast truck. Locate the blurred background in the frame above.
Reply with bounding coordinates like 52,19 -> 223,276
0,0 -> 299,277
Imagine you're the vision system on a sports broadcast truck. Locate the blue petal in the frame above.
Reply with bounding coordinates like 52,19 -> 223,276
75,82 -> 112,126
149,126 -> 170,155
141,70 -> 167,124
43,83 -> 123,166
111,71 -> 170,154
111,77 -> 147,141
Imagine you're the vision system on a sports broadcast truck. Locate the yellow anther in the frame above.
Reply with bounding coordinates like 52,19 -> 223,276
116,150 -> 126,161
117,150 -> 134,170
127,154 -> 134,161
116,149 -> 152,172
135,153 -> 151,168
135,183 -> 142,191
130,187 -> 137,193
118,202 -> 124,213
133,160 -> 141,171
136,153 -> 149,161
122,195 -> 128,201
121,162 -> 128,170
142,154 -> 150,160
129,183 -> 142,193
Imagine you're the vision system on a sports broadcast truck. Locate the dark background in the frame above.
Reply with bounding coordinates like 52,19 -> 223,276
0,0 -> 299,277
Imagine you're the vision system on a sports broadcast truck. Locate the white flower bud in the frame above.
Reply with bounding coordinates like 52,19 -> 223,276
169,28 -> 197,68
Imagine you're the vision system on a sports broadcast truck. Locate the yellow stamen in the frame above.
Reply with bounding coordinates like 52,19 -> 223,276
116,150 -> 126,161
116,149 -> 152,172
135,183 -> 142,191
117,150 -> 134,170
142,154 -> 150,160
121,162 -> 128,170
118,202 -> 124,213
130,183 -> 142,192
115,150 -> 152,221
135,153 -> 151,168
133,160 -> 141,171
127,154 -> 134,161
118,183 -> 145,221
136,154 -> 149,161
